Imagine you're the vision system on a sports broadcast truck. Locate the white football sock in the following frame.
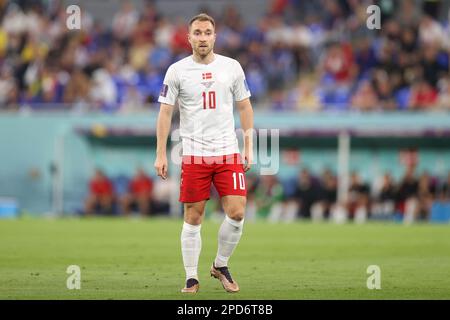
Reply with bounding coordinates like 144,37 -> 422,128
181,222 -> 202,281
214,215 -> 244,268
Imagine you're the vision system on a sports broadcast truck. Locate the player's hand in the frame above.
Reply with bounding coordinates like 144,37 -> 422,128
154,155 -> 168,180
243,150 -> 252,172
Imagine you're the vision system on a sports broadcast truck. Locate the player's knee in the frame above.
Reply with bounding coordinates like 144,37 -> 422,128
184,203 -> 204,224
227,207 -> 245,221
185,214 -> 203,225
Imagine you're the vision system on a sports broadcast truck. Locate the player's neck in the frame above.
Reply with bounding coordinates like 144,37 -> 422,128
192,51 -> 216,65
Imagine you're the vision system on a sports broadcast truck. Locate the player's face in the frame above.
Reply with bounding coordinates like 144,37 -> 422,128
188,20 -> 216,57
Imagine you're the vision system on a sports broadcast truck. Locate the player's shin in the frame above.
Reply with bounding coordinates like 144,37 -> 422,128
181,222 -> 202,280
214,215 -> 244,268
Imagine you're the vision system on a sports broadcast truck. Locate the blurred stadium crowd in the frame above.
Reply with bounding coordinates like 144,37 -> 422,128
0,0 -> 449,112
242,166 -> 450,223
87,165 -> 450,223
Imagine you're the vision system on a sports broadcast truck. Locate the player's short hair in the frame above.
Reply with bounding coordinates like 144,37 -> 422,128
189,13 -> 215,30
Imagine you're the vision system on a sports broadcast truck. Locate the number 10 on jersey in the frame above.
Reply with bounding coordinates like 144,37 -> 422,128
202,91 -> 216,109
232,172 -> 245,190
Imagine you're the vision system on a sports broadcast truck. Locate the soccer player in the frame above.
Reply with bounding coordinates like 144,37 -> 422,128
154,13 -> 254,294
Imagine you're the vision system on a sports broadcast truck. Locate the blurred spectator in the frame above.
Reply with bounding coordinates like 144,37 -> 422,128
254,175 -> 284,220
311,168 -> 337,221
63,67 -> 90,109
421,44 -> 448,88
90,66 -> 118,111
84,169 -> 116,215
444,8 -> 450,50
437,171 -> 450,201
119,83 -> 146,113
414,171 -> 437,221
170,18 -> 191,54
154,16 -> 174,48
400,27 -> 419,54
112,1 -> 139,45
373,70 -> 397,110
319,42 -> 356,85
371,172 -> 397,219
419,14 -> 445,47
396,0 -> 422,28
354,37 -> 377,79
151,175 -> 174,215
0,66 -> 19,109
408,79 -> 438,110
120,168 -> 154,216
266,40 -> 297,95
346,171 -> 370,223
437,76 -> 450,109
288,76 -> 322,111
290,168 -> 321,219
350,80 -> 380,111
397,165 -> 419,224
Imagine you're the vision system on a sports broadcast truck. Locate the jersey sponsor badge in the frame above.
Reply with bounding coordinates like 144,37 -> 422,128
201,81 -> 215,89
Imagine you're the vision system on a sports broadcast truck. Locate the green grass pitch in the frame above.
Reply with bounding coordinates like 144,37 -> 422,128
1,217 -> 449,299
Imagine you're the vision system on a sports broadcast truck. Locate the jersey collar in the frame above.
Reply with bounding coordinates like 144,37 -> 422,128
191,53 -> 217,67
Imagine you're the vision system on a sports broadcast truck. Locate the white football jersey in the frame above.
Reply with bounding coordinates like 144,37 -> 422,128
158,54 -> 251,156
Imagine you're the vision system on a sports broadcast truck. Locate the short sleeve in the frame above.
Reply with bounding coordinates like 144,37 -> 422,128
158,65 -> 179,106
232,60 -> 251,102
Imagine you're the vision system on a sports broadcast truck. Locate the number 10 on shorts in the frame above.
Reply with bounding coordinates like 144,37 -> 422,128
232,172 -> 245,190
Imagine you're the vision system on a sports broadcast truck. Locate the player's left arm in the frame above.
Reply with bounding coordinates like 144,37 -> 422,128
236,98 -> 254,172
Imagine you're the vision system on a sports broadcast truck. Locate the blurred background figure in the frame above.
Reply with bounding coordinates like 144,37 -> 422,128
151,175 -> 174,216
84,168 -> 116,216
120,167 -> 153,217
351,80 -> 380,112
397,165 -> 419,224
346,172 -> 370,223
414,171 -> 437,221
254,175 -> 284,221
438,172 -> 450,201
290,168 -> 321,220
371,172 -> 397,220
311,168 -> 338,222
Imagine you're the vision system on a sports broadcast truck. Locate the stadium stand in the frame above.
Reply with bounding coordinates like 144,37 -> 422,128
0,0 -> 449,111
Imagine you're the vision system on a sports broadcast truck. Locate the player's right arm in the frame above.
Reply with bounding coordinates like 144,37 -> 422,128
154,103 -> 174,180
155,64 -> 179,180
155,103 -> 173,180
